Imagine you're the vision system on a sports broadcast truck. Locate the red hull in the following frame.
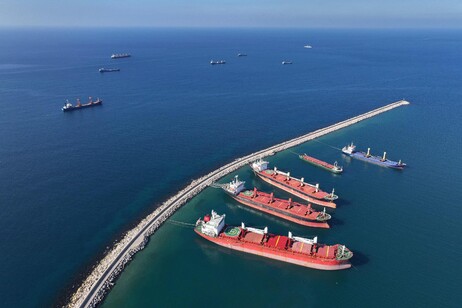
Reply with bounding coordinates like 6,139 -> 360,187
195,229 -> 351,270
255,172 -> 337,208
232,190 -> 329,228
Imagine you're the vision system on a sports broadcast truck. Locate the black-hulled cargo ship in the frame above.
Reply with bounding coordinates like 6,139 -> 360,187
62,97 -> 102,112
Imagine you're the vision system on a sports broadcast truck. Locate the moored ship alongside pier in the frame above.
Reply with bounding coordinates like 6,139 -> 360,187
219,176 -> 331,228
195,210 -> 352,270
342,143 -> 406,169
251,160 -> 338,208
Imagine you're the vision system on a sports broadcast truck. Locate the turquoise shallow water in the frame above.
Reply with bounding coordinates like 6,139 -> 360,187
0,28 -> 461,307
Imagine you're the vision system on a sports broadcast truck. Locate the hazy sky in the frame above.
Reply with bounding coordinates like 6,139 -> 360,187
0,0 -> 461,28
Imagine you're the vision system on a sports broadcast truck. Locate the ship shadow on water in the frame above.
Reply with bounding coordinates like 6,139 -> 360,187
335,198 -> 352,207
327,216 -> 344,226
349,249 -> 370,267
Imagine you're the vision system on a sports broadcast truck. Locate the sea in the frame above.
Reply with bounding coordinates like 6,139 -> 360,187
0,28 -> 461,307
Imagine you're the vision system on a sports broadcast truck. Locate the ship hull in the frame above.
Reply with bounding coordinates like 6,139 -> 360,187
229,193 -> 329,228
345,152 -> 405,169
255,172 -> 336,208
299,155 -> 343,174
195,230 -> 351,270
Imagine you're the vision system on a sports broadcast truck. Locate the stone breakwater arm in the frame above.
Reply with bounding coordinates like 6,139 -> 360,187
68,100 -> 409,308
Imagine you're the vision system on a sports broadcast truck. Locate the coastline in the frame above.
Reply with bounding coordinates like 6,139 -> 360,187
67,99 -> 410,308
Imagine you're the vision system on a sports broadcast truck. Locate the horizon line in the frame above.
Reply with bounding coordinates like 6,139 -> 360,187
1,25 -> 462,31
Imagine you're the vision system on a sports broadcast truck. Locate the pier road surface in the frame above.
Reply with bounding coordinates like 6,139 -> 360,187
70,100 -> 410,308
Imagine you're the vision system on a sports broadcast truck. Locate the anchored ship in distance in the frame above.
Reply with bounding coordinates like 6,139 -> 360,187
99,68 -> 120,73
62,97 -> 102,112
342,143 -> 406,169
299,154 -> 343,174
251,159 -> 338,208
282,61 -> 293,65
111,53 -> 130,59
210,60 -> 226,65
218,176 -> 331,228
195,210 -> 352,270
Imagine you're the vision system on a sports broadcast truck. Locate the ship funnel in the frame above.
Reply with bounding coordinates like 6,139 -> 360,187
331,188 -> 335,197
315,183 -> 319,192
382,152 -> 387,161
234,175 -> 239,183
301,177 -> 304,186
288,231 -> 293,239
366,148 -> 371,157
241,222 -> 246,229
264,227 -> 268,234
287,172 -> 290,179
398,159 -> 402,165
313,236 -> 318,244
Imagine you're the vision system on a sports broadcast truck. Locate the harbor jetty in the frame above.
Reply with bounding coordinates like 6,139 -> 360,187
67,100 -> 409,308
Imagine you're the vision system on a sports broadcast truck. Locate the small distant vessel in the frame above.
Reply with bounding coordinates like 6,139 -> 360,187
251,160 -> 338,208
282,61 -> 293,65
299,154 -> 343,174
111,53 -> 130,59
210,60 -> 226,65
62,97 -> 102,112
237,53 -> 247,57
195,210 -> 353,270
219,176 -> 331,228
99,68 -> 120,73
304,45 -> 312,49
342,143 -> 406,169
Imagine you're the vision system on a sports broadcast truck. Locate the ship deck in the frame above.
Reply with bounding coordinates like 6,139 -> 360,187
239,190 -> 322,220
352,152 -> 403,167
219,228 -> 343,261
261,170 -> 330,199
300,155 -> 336,169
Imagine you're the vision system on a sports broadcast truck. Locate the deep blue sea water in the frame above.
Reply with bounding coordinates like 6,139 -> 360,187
0,28 -> 461,307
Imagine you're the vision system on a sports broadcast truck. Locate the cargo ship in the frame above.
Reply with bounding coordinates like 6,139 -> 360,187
99,68 -> 120,73
342,143 -> 406,170
299,154 -> 343,174
251,160 -> 338,208
195,210 -> 352,270
111,53 -> 130,59
62,97 -> 102,112
282,61 -> 293,65
219,176 -> 331,228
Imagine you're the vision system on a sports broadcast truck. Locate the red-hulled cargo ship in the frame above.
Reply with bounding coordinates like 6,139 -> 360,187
299,154 -> 343,174
195,211 -> 352,270
220,176 -> 331,228
250,160 -> 338,208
